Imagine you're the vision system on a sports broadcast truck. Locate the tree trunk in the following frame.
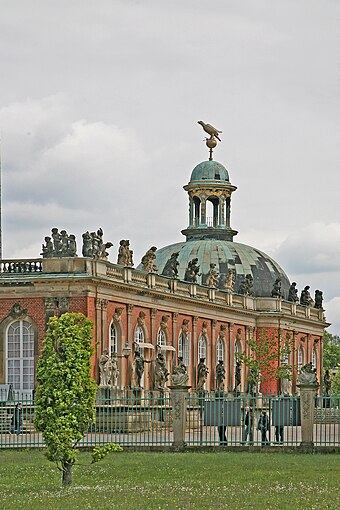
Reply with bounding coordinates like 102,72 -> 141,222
62,462 -> 73,486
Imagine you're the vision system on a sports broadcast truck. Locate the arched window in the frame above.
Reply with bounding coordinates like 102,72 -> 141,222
216,338 -> 224,364
134,326 -> 144,345
6,320 -> 34,397
109,323 -> 118,356
157,329 -> 166,347
312,348 -> 317,370
298,347 -> 304,371
178,332 -> 190,367
198,335 -> 206,360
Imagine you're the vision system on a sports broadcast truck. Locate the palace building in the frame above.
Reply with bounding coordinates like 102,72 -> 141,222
0,141 -> 327,398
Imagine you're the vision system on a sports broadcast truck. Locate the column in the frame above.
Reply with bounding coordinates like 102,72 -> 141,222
228,322 -> 234,392
192,316 -> 198,388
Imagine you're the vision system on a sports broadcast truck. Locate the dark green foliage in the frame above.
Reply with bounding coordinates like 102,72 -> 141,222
34,313 -> 97,484
323,331 -> 340,371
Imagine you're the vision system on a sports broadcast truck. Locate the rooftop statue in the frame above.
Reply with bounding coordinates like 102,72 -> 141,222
288,282 -> 299,302
117,239 -> 134,267
271,277 -> 282,298
162,252 -> 179,278
184,258 -> 201,283
198,121 -> 222,142
206,263 -> 219,287
239,274 -> 254,296
225,268 -> 236,292
82,229 -> 113,260
141,246 -> 158,273
300,286 -> 314,307
41,228 -> 78,258
314,290 -> 323,310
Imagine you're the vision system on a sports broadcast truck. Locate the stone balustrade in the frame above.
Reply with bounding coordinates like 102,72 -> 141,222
0,257 -> 325,322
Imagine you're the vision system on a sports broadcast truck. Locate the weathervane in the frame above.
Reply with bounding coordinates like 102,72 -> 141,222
197,121 -> 222,160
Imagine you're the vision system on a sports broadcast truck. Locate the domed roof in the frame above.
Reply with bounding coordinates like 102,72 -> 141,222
190,160 -> 229,182
148,239 -> 290,298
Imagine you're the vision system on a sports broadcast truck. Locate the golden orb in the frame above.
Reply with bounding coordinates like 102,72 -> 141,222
206,137 -> 217,149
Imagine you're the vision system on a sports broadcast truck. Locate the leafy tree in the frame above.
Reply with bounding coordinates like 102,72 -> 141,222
323,331 -> 340,371
35,313 -> 98,486
237,328 -> 295,392
330,369 -> 340,395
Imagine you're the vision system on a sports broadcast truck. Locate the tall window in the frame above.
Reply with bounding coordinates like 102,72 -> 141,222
6,320 -> 34,397
312,348 -> 317,370
178,332 -> 190,367
109,323 -> 118,356
298,347 -> 304,371
134,326 -> 144,349
216,338 -> 224,364
198,335 -> 206,360
157,329 -> 166,347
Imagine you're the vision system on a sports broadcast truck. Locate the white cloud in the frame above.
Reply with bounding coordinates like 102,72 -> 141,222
325,296 -> 340,336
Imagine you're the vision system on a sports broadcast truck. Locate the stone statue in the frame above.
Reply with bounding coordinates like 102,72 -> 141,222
117,240 -> 134,266
314,290 -> 323,309
133,350 -> 152,388
206,263 -> 219,287
300,286 -> 314,307
41,236 -> 54,258
234,361 -> 241,392
82,231 -> 92,257
171,357 -> 189,386
216,360 -> 225,391
288,282 -> 299,302
141,246 -> 157,273
99,350 -> 111,386
51,228 -> 62,256
197,358 -> 209,391
281,377 -> 292,396
271,277 -> 282,298
298,362 -> 318,385
247,366 -> 259,395
81,229 -> 112,260
324,369 -> 331,396
184,258 -> 201,283
162,252 -> 179,278
68,235 -> 77,257
41,229 -> 78,258
239,274 -> 254,296
225,268 -> 236,292
198,121 -> 222,142
110,355 -> 119,387
154,350 -> 169,391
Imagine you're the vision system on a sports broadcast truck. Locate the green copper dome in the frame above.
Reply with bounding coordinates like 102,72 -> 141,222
190,160 -> 229,182
148,239 -> 291,298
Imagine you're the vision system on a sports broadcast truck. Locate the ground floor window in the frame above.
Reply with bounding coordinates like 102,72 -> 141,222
6,320 -> 34,396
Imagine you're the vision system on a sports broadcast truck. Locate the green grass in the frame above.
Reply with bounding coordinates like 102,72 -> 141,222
0,450 -> 339,509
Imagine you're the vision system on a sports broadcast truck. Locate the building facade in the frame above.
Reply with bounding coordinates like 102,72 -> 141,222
0,151 -> 327,398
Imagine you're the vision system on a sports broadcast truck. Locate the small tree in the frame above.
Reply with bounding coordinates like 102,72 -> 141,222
237,328 -> 294,393
323,332 -> 340,372
35,313 -> 97,486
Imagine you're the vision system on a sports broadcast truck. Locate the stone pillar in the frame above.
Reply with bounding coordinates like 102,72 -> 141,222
126,304 -> 134,387
169,385 -> 191,448
298,383 -> 318,447
172,313 -> 178,366
192,316 -> 198,388
228,323 -> 234,393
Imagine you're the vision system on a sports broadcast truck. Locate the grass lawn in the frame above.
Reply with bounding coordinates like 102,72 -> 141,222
0,450 -> 339,510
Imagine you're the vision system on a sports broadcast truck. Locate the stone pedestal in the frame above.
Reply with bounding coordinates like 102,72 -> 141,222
297,383 -> 318,447
169,385 -> 191,448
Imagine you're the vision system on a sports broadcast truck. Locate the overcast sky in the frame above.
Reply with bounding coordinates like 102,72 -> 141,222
0,0 -> 339,333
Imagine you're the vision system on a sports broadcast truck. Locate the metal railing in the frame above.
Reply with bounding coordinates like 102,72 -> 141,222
0,392 -> 338,449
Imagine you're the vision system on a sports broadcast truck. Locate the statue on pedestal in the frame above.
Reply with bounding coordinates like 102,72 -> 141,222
197,358 -> 209,391
271,277 -> 282,298
225,268 -> 236,292
117,240 -> 134,266
133,350 -> 152,388
171,357 -> 189,386
216,360 -> 225,391
300,286 -> 314,307
99,350 -> 111,386
314,290 -> 323,309
298,362 -> 318,385
234,361 -> 241,393
154,350 -> 169,391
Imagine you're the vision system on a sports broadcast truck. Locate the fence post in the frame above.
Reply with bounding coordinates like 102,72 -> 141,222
297,382 -> 318,448
169,385 -> 191,448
